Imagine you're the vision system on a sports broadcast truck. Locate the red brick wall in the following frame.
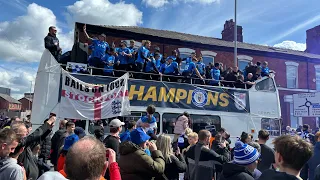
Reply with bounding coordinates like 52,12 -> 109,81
19,98 -> 32,111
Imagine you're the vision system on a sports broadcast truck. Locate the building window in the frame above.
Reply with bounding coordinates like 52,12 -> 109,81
237,55 -> 253,71
285,62 -> 299,89
315,65 -> 320,91
178,48 -> 195,71
201,51 -> 217,66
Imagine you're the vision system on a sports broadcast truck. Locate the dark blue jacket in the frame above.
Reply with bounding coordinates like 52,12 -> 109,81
307,142 -> 320,180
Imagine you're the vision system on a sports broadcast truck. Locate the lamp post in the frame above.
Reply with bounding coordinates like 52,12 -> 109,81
234,0 -> 238,67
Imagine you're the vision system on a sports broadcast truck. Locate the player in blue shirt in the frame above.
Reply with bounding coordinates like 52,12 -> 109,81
210,63 -> 222,86
83,24 -> 109,75
182,57 -> 203,83
114,41 -> 131,77
136,40 -> 151,73
144,54 -> 162,80
154,52 -> 163,70
261,61 -> 270,77
102,47 -> 116,76
161,57 -> 180,82
127,40 -> 137,71
197,57 -> 206,77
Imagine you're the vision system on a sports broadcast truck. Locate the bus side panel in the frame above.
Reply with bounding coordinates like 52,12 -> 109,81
249,91 -> 281,119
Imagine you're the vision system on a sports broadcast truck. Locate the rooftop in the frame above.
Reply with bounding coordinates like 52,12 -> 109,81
0,93 -> 21,104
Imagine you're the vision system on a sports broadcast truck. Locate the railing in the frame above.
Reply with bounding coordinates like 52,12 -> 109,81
61,64 -> 270,90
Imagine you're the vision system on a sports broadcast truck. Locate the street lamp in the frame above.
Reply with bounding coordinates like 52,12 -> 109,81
234,0 -> 238,67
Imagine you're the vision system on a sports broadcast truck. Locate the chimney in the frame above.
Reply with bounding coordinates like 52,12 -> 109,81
306,25 -> 320,54
221,19 -> 243,42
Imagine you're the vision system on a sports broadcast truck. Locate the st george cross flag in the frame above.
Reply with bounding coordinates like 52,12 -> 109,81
59,71 -> 130,120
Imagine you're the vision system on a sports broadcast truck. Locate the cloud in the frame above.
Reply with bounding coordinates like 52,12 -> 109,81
66,0 -> 143,26
142,0 -> 169,8
0,3 -> 71,62
142,0 -> 220,8
0,63 -> 37,99
273,40 -> 306,51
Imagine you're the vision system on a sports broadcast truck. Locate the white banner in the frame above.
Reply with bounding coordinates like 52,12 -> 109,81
293,93 -> 320,117
59,71 -> 130,120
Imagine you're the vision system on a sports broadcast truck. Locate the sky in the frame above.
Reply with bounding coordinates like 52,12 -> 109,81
0,0 -> 320,99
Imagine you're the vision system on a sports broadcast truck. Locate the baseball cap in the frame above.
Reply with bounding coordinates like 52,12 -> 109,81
130,127 -> 150,145
109,119 -> 125,128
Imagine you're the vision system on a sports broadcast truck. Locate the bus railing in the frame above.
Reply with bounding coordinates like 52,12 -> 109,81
60,64 -> 273,90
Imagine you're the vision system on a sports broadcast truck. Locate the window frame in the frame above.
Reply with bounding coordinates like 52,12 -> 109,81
237,55 -> 253,71
201,51 -> 217,66
285,61 -> 299,89
178,48 -> 195,71
314,65 -> 320,91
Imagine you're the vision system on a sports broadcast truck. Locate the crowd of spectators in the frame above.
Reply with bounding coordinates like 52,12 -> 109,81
0,108 -> 319,180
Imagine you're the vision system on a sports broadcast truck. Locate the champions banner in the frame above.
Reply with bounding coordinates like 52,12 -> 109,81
59,72 -> 130,120
72,75 -> 250,113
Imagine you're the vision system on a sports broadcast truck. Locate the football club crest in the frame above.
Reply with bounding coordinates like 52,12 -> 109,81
192,88 -> 208,107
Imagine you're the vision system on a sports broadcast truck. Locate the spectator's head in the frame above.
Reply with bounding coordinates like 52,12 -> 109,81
74,127 -> 86,139
144,40 -> 151,49
94,127 -> 104,140
154,46 -> 160,52
262,61 -> 268,68
240,132 -> 251,144
234,141 -> 260,173
256,67 -> 262,73
185,128 -> 193,136
130,127 -> 150,149
98,33 -> 106,42
127,120 -> 137,131
49,26 -> 57,35
9,142 -> 24,159
167,56 -> 173,63
273,135 -> 313,173
257,61 -> 261,66
233,66 -> 239,72
24,121 -> 32,134
218,127 -> 226,136
59,119 -> 68,130
286,126 -> 291,131
258,129 -> 270,142
315,131 -> 320,142
248,141 -> 261,153
303,124 -> 310,131
65,136 -> 107,180
156,134 -> 173,162
109,119 -> 125,134
182,112 -> 190,118
187,132 -> 198,145
11,121 -> 28,138
66,121 -> 76,134
214,63 -> 220,69
146,105 -> 156,116
247,73 -> 253,79
0,129 -> 19,158
120,40 -> 127,48
63,134 -> 79,151
198,130 -> 211,146
130,40 -> 135,47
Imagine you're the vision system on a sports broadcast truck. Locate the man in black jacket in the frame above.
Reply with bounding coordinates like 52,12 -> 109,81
44,26 -> 62,61
13,115 -> 56,180
186,130 -> 230,180
50,119 -> 67,170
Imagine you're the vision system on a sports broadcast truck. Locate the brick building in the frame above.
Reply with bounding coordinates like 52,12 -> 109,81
0,93 -> 21,117
19,93 -> 34,112
73,21 -> 320,129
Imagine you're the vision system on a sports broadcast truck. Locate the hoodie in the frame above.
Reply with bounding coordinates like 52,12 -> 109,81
0,158 -> 24,180
37,171 -> 67,180
258,169 -> 302,180
220,162 -> 254,180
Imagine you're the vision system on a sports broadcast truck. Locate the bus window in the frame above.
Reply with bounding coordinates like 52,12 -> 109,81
163,113 -> 179,134
191,115 -> 221,133
255,78 -> 276,92
261,118 -> 280,136
88,112 -> 160,135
